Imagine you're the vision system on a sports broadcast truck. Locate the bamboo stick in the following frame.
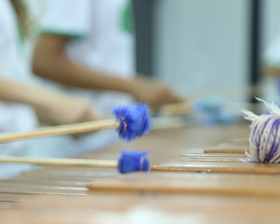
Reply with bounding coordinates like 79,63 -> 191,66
0,156 -> 118,168
0,119 -> 119,144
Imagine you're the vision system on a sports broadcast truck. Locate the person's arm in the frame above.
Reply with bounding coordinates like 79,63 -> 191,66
0,77 -> 101,125
32,35 -> 132,92
32,35 -> 184,108
0,77 -> 50,106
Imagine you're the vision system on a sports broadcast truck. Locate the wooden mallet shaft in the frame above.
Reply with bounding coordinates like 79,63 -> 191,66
0,156 -> 118,168
0,119 -> 119,144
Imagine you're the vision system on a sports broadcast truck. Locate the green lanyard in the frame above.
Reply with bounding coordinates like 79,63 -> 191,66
121,2 -> 133,34
15,19 -> 24,56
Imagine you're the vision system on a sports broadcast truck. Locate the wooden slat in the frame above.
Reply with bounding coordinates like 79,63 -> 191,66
88,172 -> 280,197
171,156 -> 245,163
0,183 -> 87,196
2,193 -> 280,224
204,147 -> 246,154
179,153 -> 245,157
152,161 -> 280,174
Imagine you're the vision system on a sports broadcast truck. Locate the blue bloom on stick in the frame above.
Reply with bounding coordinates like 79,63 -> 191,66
112,103 -> 152,141
118,150 -> 150,174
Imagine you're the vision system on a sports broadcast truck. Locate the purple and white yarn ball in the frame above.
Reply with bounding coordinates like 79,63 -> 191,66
243,98 -> 280,163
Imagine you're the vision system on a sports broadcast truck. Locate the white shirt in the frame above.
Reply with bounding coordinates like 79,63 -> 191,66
0,0 -> 24,80
40,0 -> 135,112
28,0 -> 133,160
0,0 -> 37,136
0,0 -> 38,178
0,0 -> 129,179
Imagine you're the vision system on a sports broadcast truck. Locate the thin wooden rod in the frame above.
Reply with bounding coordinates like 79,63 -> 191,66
0,119 -> 119,143
0,156 -> 118,168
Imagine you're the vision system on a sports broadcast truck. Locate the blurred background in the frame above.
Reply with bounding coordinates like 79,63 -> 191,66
137,0 -> 280,104
135,0 -> 280,105
23,0 -> 280,108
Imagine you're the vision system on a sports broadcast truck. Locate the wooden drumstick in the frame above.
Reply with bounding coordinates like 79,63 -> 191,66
0,103 -> 151,144
0,156 -> 117,167
0,119 -> 119,143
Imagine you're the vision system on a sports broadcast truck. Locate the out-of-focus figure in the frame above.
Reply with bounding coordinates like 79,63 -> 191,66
0,0 -> 102,178
32,0 -> 183,113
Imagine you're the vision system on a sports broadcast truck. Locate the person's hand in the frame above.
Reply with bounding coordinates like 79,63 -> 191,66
35,93 -> 102,126
263,65 -> 280,77
128,76 -> 184,109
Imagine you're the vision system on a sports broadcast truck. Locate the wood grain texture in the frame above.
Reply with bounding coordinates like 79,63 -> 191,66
179,153 -> 245,157
204,147 -> 247,154
2,194 -> 280,224
172,155 -> 246,162
152,161 -> 280,174
88,172 -> 280,197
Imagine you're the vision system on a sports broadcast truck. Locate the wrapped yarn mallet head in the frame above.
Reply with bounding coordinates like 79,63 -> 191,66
242,98 -> 280,163
0,103 -> 152,143
118,149 -> 149,173
113,103 -> 152,141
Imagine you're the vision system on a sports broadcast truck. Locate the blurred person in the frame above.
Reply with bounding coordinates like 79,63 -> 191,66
32,0 -> 183,114
0,0 -> 103,178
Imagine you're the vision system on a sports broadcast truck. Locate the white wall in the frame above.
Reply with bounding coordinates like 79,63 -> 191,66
263,0 -> 280,48
154,0 -> 280,102
153,0 -> 249,101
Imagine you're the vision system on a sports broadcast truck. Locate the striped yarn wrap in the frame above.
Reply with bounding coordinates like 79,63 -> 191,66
242,98 -> 280,163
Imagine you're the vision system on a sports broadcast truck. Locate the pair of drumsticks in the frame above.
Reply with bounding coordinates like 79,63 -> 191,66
0,102 -> 191,173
